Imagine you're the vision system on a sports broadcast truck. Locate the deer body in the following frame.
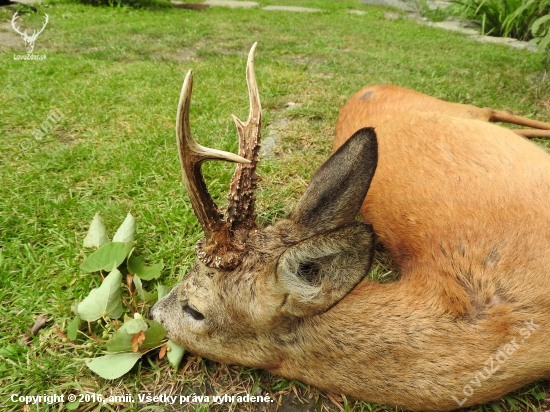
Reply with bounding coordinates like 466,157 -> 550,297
264,115 -> 550,411
150,45 -> 550,411
266,281 -> 548,411
335,84 -> 550,141
327,113 -> 550,409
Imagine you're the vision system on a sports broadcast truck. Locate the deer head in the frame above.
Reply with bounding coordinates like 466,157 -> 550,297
11,12 -> 49,54
149,43 -> 378,368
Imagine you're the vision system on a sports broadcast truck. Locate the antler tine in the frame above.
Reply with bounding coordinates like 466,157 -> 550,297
177,70 -> 251,269
227,42 -> 262,235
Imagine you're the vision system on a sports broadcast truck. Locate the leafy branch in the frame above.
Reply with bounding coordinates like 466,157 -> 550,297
66,212 -> 184,380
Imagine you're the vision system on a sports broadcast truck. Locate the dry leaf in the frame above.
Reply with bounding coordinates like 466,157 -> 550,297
131,330 -> 146,352
126,274 -> 135,294
159,344 -> 167,360
54,325 -> 68,340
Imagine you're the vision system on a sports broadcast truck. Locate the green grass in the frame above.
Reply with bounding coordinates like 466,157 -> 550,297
450,0 -> 550,41
1,1 -> 550,411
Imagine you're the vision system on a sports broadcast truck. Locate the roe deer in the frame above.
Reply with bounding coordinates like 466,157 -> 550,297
335,84 -> 550,144
150,43 -> 550,411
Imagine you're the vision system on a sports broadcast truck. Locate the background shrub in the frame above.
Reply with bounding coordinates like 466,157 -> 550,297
451,0 -> 550,42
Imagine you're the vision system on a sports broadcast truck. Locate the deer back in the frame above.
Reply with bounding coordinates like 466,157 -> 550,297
335,83 -> 550,144
334,84 -> 497,151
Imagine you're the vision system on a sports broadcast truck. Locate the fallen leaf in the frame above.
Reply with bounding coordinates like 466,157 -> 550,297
77,267 -> 123,321
112,213 -> 136,243
54,325 -> 68,340
67,315 -> 80,341
166,340 -> 185,369
126,274 -> 135,294
83,213 -> 110,248
159,344 -> 167,360
157,284 -> 171,300
131,330 -> 146,353
86,352 -> 142,379
80,242 -> 127,273
127,256 -> 163,280
133,275 -> 157,303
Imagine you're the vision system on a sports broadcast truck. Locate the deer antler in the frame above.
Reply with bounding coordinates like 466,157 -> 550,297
177,43 -> 262,269
227,42 -> 262,234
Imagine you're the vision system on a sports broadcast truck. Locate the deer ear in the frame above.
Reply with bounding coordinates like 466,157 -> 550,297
290,127 -> 378,235
275,223 -> 374,317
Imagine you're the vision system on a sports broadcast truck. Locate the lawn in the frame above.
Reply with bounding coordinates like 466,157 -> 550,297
1,0 -> 549,411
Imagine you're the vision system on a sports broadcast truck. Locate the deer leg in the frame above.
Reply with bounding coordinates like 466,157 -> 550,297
510,129 -> 550,139
489,109 -> 550,130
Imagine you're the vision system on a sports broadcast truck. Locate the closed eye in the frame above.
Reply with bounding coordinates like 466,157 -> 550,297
184,304 -> 205,321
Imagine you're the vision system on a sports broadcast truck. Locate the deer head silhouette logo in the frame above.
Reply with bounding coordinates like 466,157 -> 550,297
11,12 -> 49,54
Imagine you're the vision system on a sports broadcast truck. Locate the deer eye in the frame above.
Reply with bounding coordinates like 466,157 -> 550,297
184,304 -> 205,321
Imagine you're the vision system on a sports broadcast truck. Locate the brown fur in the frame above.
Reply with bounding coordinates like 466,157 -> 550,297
331,112 -> 550,409
335,84 -> 550,141
150,88 -> 550,410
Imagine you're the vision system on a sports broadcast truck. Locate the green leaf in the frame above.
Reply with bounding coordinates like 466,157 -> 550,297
106,318 -> 164,352
65,401 -> 80,411
67,315 -> 80,341
166,340 -> 185,370
133,275 -> 157,303
157,284 -> 171,300
80,242 -> 127,273
127,256 -> 163,280
71,301 -> 80,316
124,241 -> 136,260
532,15 -> 550,36
83,212 -> 110,248
142,319 -> 166,349
106,329 -> 133,353
112,212 -> 136,243
106,319 -> 148,353
120,318 -> 148,334
77,267 -> 123,321
537,33 -> 550,52
86,352 -> 142,379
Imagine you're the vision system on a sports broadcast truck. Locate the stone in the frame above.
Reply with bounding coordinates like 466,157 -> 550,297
470,35 -> 537,52
426,21 -> 479,36
260,118 -> 289,160
384,12 -> 400,20
262,5 -> 322,12
203,0 -> 258,8
360,0 -> 413,11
